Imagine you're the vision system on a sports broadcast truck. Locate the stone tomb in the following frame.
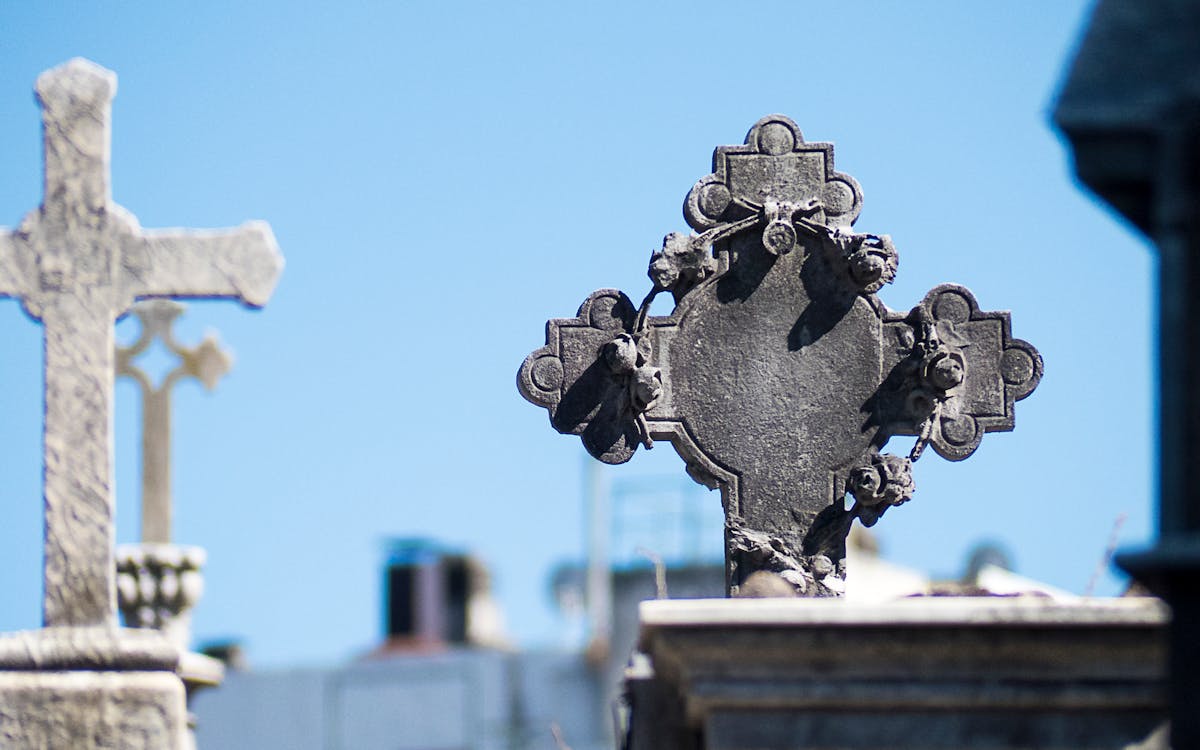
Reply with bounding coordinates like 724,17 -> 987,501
520,116 -> 1042,596
0,59 -> 281,748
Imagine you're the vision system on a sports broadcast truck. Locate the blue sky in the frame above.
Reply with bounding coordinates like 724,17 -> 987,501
0,1 -> 1156,666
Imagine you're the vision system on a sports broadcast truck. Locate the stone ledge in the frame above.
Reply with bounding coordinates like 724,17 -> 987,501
704,710 -> 1168,750
685,678 -> 1164,712
179,650 -> 224,688
0,627 -> 179,671
639,595 -> 1168,632
625,597 -> 1169,748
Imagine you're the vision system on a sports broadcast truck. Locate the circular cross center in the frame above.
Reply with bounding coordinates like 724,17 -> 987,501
666,247 -> 883,533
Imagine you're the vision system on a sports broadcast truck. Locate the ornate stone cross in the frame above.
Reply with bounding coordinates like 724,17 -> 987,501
520,116 -> 1041,596
0,58 -> 283,628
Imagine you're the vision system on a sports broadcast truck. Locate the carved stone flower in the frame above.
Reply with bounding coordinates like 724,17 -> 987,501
924,350 -> 965,392
647,232 -> 716,300
842,233 -> 897,292
601,332 -> 661,428
631,365 -> 662,412
847,453 -> 916,527
602,333 -> 639,375
848,464 -> 882,498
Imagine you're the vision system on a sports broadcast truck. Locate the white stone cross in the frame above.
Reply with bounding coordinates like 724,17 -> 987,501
0,59 -> 283,628
117,300 -> 233,545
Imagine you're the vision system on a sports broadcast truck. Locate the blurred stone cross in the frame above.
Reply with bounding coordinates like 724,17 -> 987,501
520,116 -> 1041,596
0,58 -> 283,629
115,299 -> 231,646
117,300 -> 231,546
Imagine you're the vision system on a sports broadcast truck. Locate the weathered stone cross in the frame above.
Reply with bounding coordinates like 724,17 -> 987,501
520,116 -> 1041,595
0,59 -> 283,627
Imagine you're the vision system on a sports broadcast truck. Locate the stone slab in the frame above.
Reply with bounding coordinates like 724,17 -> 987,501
637,596 -> 1168,630
0,626 -> 178,671
0,670 -> 186,749
625,597 -> 1168,749
705,710 -> 1166,750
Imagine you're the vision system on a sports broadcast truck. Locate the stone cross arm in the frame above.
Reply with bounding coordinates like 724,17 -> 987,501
0,221 -> 282,319
0,59 -> 283,319
125,223 -> 282,309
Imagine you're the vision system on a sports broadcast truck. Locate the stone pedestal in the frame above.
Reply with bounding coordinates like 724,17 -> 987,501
0,627 -> 188,749
622,598 -> 1167,750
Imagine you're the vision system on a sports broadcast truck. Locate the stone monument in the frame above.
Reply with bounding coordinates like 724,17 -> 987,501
0,59 -> 282,748
520,118 -> 1170,749
519,115 -> 1043,596
115,300 -> 234,745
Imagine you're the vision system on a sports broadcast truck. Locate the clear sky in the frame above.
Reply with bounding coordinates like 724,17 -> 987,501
0,1 -> 1157,667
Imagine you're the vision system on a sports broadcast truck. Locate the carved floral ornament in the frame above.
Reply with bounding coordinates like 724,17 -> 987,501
519,116 -> 1041,596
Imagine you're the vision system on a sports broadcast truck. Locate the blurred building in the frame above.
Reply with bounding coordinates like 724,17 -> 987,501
371,538 -> 509,653
194,538 -> 609,750
192,509 -> 1067,749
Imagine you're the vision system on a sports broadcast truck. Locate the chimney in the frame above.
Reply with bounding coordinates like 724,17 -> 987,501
381,539 -> 472,649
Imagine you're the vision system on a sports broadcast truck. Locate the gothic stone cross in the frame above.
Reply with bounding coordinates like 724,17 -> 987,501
520,116 -> 1041,596
117,300 -> 232,544
0,59 -> 283,627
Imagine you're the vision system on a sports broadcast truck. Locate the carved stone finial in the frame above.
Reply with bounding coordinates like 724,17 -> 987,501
115,545 -> 205,649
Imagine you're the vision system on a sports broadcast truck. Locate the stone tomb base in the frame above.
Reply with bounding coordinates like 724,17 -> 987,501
623,598 -> 1168,750
0,627 -> 187,749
